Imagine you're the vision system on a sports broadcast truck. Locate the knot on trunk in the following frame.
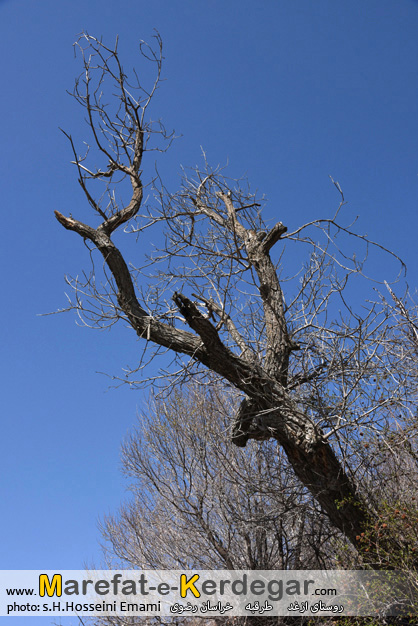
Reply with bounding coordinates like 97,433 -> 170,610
232,397 -> 273,447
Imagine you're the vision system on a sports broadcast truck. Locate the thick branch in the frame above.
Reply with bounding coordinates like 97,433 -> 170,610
261,221 -> 288,253
217,192 -> 292,384
99,180 -> 143,236
54,210 -> 202,356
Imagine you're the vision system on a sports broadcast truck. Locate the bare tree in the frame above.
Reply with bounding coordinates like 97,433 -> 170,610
88,379 -> 331,626
100,383 -> 337,572
54,32 -> 413,558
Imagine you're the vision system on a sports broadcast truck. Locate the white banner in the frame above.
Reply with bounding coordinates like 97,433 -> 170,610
0,570 -> 415,618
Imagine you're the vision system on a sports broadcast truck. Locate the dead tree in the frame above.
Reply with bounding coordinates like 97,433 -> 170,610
54,33 -> 410,555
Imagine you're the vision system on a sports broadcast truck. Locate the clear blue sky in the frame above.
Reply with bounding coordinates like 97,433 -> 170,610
1,0 -> 417,623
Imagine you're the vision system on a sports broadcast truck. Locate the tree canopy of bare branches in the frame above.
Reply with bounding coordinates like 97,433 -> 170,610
101,384 -> 337,572
55,32 -> 417,561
